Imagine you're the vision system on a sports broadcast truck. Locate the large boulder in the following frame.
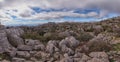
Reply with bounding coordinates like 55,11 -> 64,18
0,30 -> 11,53
46,40 -> 59,54
33,51 -> 50,60
74,53 -> 91,62
85,33 -> 113,52
60,53 -> 74,62
5,28 -> 24,47
59,36 -> 80,48
59,36 -> 79,55
17,45 -> 33,51
60,45 -> 74,56
60,57 -> 74,62
12,57 -> 25,62
16,51 -> 30,58
79,54 -> 91,62
25,39 -> 41,46
88,52 -> 109,62
87,58 -> 105,62
0,30 -> 17,57
33,44 -> 45,51
1,60 -> 10,62
25,39 -> 45,51
89,52 -> 108,59
6,28 -> 24,36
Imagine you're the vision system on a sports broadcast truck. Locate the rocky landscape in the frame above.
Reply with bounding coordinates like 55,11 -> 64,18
0,17 -> 120,62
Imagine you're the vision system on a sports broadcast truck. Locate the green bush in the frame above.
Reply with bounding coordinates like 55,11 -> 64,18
21,32 -> 41,40
0,53 -> 10,61
87,39 -> 112,52
76,32 -> 94,42
22,32 -> 65,43
113,43 -> 120,51
43,32 -> 65,41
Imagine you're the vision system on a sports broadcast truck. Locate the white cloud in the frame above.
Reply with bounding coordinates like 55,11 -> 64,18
1,0 -> 120,12
0,0 -> 120,22
19,11 -> 99,20
0,0 -> 4,2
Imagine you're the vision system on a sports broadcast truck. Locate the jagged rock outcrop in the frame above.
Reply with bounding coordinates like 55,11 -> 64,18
88,52 -> 109,62
17,45 -> 33,51
5,28 -> 24,47
0,30 -> 16,57
83,33 -> 113,52
16,51 -> 30,58
1,17 -> 120,62
46,40 -> 59,54
25,39 -> 45,51
59,36 -> 80,48
0,27 -> 113,62
12,57 -> 25,62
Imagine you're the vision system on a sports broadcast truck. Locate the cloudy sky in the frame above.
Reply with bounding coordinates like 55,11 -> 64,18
0,0 -> 120,26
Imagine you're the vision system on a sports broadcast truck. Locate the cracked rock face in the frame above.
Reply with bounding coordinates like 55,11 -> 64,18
0,27 -> 116,62
0,30 -> 16,57
5,28 -> 24,47
88,52 -> 109,62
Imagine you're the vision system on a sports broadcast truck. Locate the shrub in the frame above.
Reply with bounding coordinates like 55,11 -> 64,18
86,34 -> 112,52
87,40 -> 112,52
112,28 -> 120,37
21,32 -> 41,40
76,32 -> 94,42
112,43 -> 120,51
0,53 -> 10,60
22,32 -> 65,43
43,32 -> 65,41
102,25 -> 113,32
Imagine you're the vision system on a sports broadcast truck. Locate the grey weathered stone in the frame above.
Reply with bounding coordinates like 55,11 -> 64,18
60,57 -> 74,62
59,36 -> 80,56
17,45 -> 33,51
33,44 -> 45,51
16,51 -> 30,58
0,47 -> 4,53
12,58 -> 25,62
1,60 -> 10,62
74,54 -> 91,62
60,45 -> 74,56
88,52 -> 109,62
5,28 -> 24,47
29,51 -> 37,56
46,40 -> 59,54
0,30 -> 17,57
0,30 -> 12,52
74,52 -> 83,58
59,36 -> 79,48
80,54 -> 91,62
53,52 -> 61,60
87,58 -> 109,62
5,28 -> 24,36
25,39 -> 45,51
25,39 -> 41,46
65,36 -> 80,48
33,51 -> 50,59
89,52 -> 108,59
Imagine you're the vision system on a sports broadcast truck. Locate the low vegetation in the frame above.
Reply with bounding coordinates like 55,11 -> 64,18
20,17 -> 120,52
113,43 -> 120,51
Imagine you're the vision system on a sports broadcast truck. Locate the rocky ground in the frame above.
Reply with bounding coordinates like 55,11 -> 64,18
0,17 -> 120,62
